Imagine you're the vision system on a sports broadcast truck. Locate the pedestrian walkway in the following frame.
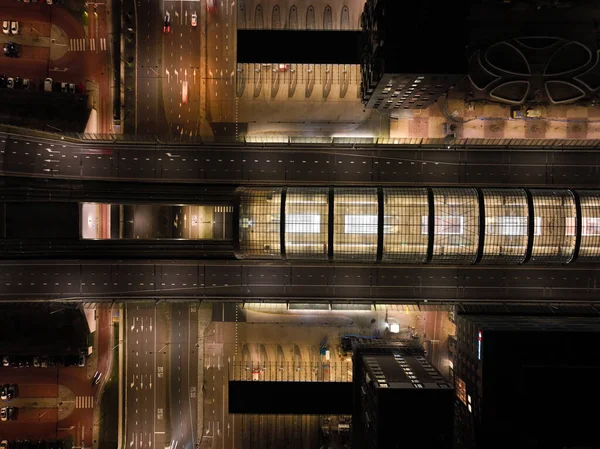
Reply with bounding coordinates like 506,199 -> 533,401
75,395 -> 94,408
69,38 -> 107,52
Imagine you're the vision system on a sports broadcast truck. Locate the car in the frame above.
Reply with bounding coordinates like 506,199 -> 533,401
3,42 -> 19,58
68,83 -> 75,93
252,368 -> 260,381
91,371 -> 102,386
278,63 -> 290,72
1,407 -> 7,421
60,82 -> 68,92
78,354 -> 86,367
2,356 -> 8,366
43,78 -> 52,92
191,11 -> 197,27
7,384 -> 18,399
6,77 -> 13,89
0,385 -> 7,400
163,12 -> 171,33
2,21 -> 9,35
181,80 -> 188,104
14,77 -> 22,88
46,0 -> 52,4
0,440 -> 7,449
206,0 -> 216,13
7,406 -> 16,420
10,21 -> 18,35
33,356 -> 39,367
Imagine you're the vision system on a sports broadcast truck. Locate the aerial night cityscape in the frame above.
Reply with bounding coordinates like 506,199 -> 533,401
0,0 -> 600,447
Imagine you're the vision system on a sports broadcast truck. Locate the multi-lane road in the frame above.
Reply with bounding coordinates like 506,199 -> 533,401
1,261 -> 600,303
125,303 -> 198,449
2,134 -> 600,186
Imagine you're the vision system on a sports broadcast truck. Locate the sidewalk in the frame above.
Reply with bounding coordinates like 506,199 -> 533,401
122,0 -> 136,134
390,97 -> 600,140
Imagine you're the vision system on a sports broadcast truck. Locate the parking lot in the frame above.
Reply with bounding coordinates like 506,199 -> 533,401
0,365 -> 95,446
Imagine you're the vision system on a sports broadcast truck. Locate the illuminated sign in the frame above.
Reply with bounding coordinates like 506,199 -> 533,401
478,330 -> 482,360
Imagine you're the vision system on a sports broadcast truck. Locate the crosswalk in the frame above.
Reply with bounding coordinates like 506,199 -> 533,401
75,396 -> 94,408
69,38 -> 107,52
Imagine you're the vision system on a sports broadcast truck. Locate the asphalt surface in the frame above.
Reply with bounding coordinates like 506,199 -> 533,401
2,134 -> 600,186
136,0 -> 168,135
1,261 -> 599,303
168,303 -> 197,449
205,0 -> 236,126
126,303 -> 159,449
162,1 -> 201,137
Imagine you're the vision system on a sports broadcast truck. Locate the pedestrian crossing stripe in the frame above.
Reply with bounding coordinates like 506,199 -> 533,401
69,38 -> 108,52
75,396 -> 94,408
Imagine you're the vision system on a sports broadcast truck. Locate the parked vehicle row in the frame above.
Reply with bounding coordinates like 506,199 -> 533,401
0,75 -> 30,90
1,441 -> 69,449
0,385 -> 18,401
2,21 -> 18,35
2,354 -> 85,368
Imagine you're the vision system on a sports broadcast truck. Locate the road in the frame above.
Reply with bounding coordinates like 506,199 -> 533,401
136,0 -> 168,134
162,1 -> 201,137
168,303 -> 198,449
2,134 -> 600,186
126,303 -> 163,449
1,261 -> 600,303
205,0 -> 237,129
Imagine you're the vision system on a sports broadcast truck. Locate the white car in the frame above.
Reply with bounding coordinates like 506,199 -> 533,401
44,78 -> 53,92
181,80 -> 188,104
0,440 -> 8,449
2,356 -> 8,367
7,78 -> 14,89
2,21 -> 9,35
191,11 -> 197,27
10,21 -> 18,35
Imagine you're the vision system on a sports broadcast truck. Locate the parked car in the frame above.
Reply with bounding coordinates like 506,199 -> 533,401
7,384 -> 18,399
14,77 -> 22,88
68,83 -> 75,93
33,357 -> 40,367
0,440 -> 8,449
6,77 -> 13,89
2,356 -> 8,366
2,21 -> 9,35
78,354 -> 86,367
44,78 -> 53,92
252,368 -> 260,381
1,407 -> 7,421
7,406 -> 17,420
10,21 -> 18,35
3,42 -> 19,58
0,385 -> 7,400
0,75 -> 7,88
191,11 -> 197,27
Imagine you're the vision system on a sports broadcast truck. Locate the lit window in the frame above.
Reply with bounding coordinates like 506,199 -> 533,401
486,216 -> 527,236
286,214 -> 321,234
345,215 -> 378,234
583,217 -> 600,235
456,377 -> 467,406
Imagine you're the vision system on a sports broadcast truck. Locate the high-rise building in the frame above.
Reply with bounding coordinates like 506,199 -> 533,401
360,0 -> 468,110
452,314 -> 600,449
352,339 -> 455,449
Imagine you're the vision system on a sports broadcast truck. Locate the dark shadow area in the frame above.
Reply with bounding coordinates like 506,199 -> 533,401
229,381 -> 352,414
